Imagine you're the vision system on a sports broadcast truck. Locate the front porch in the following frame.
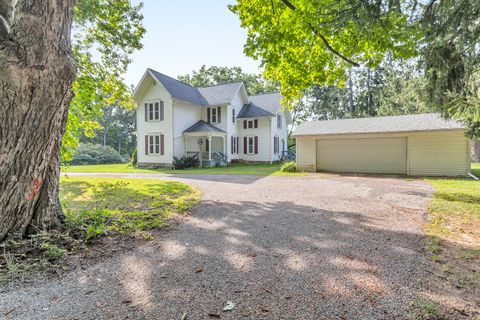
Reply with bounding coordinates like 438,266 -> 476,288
183,121 -> 227,167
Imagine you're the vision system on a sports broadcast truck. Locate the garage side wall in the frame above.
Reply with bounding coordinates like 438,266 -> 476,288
296,137 -> 316,172
409,130 -> 470,176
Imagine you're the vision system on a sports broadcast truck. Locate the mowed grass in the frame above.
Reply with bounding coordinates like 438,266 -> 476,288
62,163 -> 304,176
472,162 -> 480,177
60,177 -> 201,241
1,177 -> 200,284
424,162 -> 480,307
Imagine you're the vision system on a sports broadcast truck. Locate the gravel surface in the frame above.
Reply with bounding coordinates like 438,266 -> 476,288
0,173 -> 433,320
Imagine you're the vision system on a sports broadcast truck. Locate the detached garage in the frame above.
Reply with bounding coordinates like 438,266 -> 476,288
293,114 -> 470,176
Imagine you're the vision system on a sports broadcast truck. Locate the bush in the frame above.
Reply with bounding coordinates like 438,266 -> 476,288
70,143 -> 125,165
173,155 -> 199,169
280,161 -> 296,173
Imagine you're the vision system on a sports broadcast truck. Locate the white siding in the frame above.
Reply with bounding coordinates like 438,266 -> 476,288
136,78 -> 174,165
173,100 -> 202,158
237,118 -> 272,162
271,111 -> 289,161
227,91 -> 245,161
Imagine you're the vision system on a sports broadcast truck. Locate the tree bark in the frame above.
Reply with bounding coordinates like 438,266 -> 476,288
0,0 -> 76,240
472,140 -> 480,162
348,69 -> 355,114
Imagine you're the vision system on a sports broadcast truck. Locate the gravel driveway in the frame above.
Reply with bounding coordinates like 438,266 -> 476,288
1,173 -> 433,319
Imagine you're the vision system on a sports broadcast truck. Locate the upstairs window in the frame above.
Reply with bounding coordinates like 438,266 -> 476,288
277,114 -> 282,129
211,107 -> 217,123
232,109 -> 236,123
207,106 -> 222,124
144,101 -> 164,121
243,119 -> 258,129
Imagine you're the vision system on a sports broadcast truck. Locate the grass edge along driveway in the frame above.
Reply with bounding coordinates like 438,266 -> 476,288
62,163 -> 304,176
421,162 -> 480,318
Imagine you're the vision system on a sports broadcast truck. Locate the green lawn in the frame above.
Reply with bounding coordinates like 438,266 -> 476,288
1,177 -> 200,283
472,162 -> 480,177
424,162 -> 480,307
62,163 -> 303,176
60,177 -> 201,241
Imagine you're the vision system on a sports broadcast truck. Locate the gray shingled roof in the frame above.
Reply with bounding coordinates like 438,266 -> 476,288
198,82 -> 244,106
248,93 -> 282,114
293,113 -> 464,137
149,69 -> 208,106
183,120 -> 226,134
237,103 -> 275,118
146,69 -> 282,118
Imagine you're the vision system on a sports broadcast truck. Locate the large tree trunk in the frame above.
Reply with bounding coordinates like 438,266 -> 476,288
0,0 -> 76,241
472,140 -> 480,162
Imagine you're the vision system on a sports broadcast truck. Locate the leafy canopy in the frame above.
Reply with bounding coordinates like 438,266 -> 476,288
422,0 -> 480,138
230,0 -> 419,107
63,0 -> 145,160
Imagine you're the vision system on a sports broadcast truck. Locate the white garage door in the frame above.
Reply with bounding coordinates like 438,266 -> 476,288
316,137 -> 407,174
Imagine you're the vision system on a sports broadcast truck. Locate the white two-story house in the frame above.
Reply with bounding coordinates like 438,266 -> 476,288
134,69 -> 291,167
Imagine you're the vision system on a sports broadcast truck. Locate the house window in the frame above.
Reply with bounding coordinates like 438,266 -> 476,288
145,134 -> 164,155
248,136 -> 255,154
231,136 -> 239,154
243,136 -> 258,155
248,120 -> 253,129
274,136 -> 279,154
211,108 -> 217,123
277,114 -> 282,129
208,106 -> 222,124
282,139 -> 285,152
145,100 -> 164,121
232,109 -> 236,123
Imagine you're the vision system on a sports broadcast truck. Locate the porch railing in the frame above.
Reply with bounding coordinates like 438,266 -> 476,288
186,151 -> 199,159
280,150 -> 296,161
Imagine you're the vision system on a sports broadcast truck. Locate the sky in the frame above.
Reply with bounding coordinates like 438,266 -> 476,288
124,0 -> 261,87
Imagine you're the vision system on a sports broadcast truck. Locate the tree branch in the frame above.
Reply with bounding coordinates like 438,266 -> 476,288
279,0 -> 360,67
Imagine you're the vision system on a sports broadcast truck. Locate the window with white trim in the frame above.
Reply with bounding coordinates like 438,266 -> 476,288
147,134 -> 161,155
276,113 -> 282,129
274,136 -> 279,154
231,136 -> 239,154
232,108 -> 236,123
248,136 -> 255,154
145,100 -> 164,121
211,107 -> 217,123
144,134 -> 164,156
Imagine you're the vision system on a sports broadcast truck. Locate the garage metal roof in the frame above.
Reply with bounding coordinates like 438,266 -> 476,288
292,113 -> 464,137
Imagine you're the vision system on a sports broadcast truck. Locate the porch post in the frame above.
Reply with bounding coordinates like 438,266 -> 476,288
224,135 -> 227,157
208,134 -> 212,161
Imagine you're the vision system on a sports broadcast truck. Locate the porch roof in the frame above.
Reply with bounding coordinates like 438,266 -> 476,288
236,102 -> 275,119
183,120 -> 226,135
